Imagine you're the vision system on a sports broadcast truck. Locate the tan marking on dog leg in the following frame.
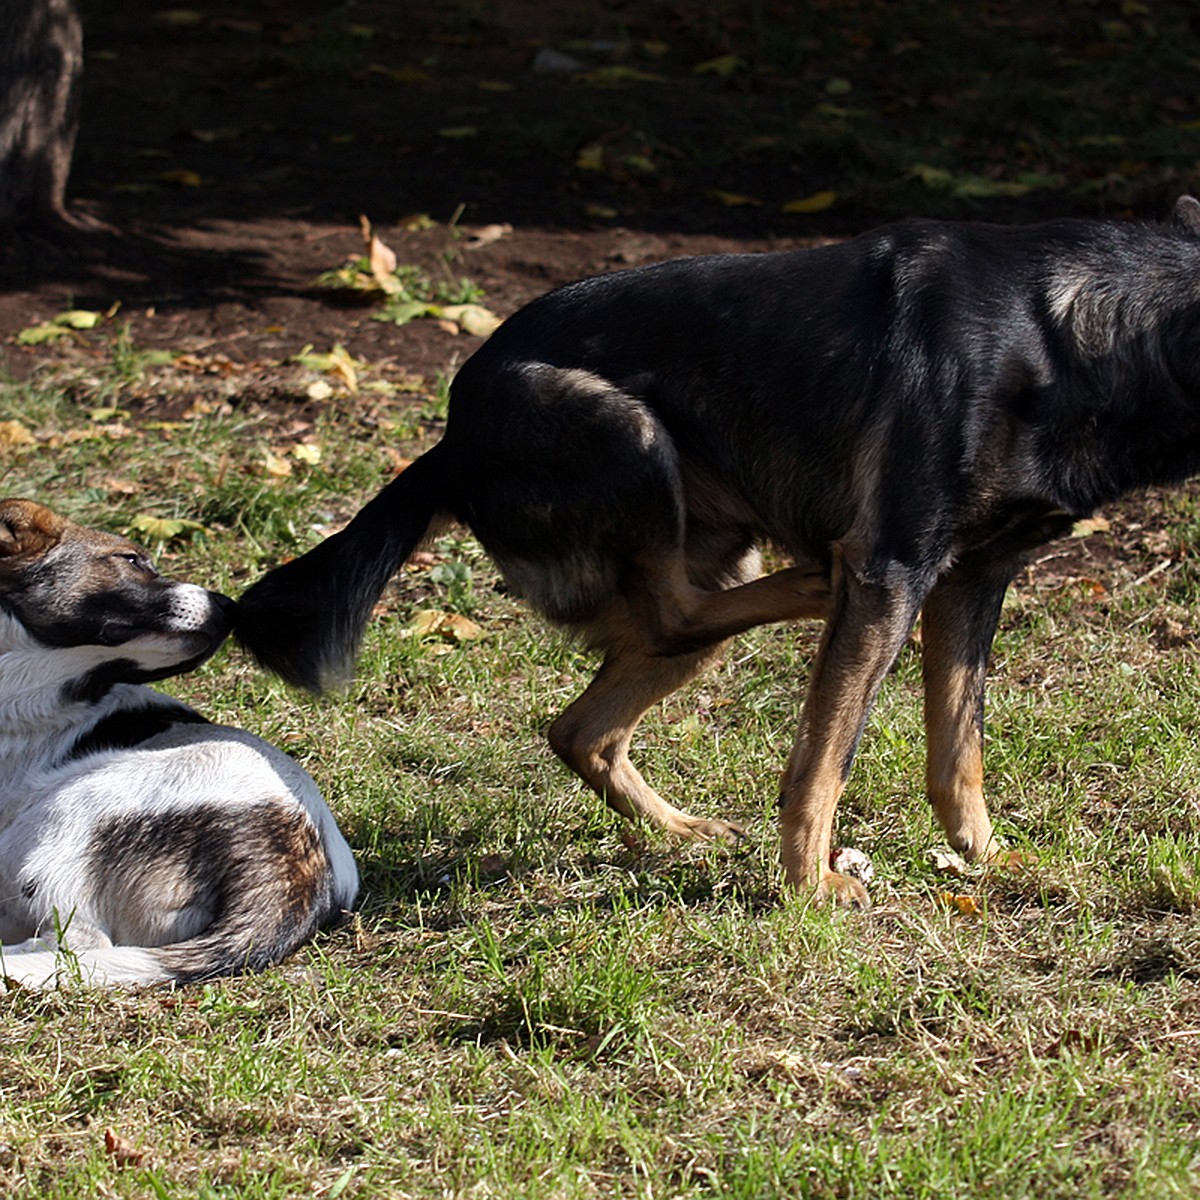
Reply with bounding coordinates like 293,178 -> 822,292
778,564 -> 922,906
548,643 -> 741,841
643,558 -> 830,654
920,582 -> 1010,865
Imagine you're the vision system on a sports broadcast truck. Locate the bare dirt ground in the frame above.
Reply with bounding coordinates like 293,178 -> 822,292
3,1 -> 1198,399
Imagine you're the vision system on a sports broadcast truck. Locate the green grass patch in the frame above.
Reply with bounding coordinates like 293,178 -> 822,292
3,370 -> 1200,1196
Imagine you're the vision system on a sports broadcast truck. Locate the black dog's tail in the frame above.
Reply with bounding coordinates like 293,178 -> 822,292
235,443 -> 452,691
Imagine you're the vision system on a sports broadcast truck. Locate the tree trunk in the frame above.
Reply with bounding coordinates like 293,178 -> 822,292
0,0 -> 84,228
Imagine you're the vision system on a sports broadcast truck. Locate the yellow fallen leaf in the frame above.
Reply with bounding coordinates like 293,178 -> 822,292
0,420 -> 35,448
782,190 -> 838,214
56,309 -> 104,329
127,514 -> 206,544
263,450 -> 293,477
438,304 -> 502,338
937,891 -> 984,916
575,142 -> 607,172
293,343 -> 360,393
1071,516 -> 1111,538
159,168 -> 202,187
406,610 -> 484,643
693,54 -> 746,77
706,189 -> 762,207
292,442 -> 322,465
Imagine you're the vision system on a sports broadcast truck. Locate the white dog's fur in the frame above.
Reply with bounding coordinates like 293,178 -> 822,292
0,499 -> 358,988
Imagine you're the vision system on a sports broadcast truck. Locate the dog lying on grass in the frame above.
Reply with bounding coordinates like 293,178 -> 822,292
0,499 -> 358,988
238,197 -> 1200,906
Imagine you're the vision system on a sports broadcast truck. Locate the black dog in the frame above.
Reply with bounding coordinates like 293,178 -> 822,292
237,196 -> 1200,906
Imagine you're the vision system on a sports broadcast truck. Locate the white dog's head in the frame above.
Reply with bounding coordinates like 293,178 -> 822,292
0,499 -> 233,687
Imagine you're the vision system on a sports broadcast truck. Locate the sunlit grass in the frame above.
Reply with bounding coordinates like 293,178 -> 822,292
3,353 -> 1200,1197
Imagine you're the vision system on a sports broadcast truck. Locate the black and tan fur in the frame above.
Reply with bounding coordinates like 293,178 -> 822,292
236,197 -> 1200,905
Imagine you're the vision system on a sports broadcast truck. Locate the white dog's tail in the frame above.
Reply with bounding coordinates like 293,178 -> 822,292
1,944 -> 196,989
1,800 -> 359,990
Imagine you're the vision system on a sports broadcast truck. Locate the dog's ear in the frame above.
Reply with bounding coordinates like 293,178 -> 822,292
0,516 -> 18,557
0,500 -> 65,559
1168,195 -> 1200,236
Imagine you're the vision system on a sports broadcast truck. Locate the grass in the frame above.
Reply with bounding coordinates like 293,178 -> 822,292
4,332 -> 1200,1197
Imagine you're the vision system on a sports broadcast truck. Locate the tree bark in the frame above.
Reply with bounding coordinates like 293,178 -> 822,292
0,0 -> 84,228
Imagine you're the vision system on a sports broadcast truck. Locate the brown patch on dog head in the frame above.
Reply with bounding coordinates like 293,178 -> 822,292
0,499 -> 69,561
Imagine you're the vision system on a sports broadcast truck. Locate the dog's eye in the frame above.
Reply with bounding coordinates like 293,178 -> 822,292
113,551 -> 152,572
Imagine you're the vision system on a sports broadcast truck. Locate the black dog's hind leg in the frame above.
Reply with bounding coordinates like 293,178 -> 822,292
920,565 -> 1024,866
548,639 -> 738,840
455,362 -> 832,840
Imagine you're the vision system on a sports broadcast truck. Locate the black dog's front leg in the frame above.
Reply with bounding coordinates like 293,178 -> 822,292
778,553 -> 925,905
920,565 -> 1023,865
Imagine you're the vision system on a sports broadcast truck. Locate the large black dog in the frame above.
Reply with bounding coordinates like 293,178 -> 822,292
237,197 -> 1200,906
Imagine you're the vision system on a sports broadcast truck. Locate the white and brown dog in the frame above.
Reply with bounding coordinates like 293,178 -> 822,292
0,499 -> 358,988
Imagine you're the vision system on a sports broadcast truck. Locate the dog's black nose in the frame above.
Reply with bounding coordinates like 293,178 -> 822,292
210,591 -> 237,615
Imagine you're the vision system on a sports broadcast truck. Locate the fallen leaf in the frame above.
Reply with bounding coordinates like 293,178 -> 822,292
15,308 -> 104,344
292,442 -> 322,465
360,214 -> 401,295
1071,516 -> 1111,538
104,1127 -> 145,1168
153,9 -> 202,24
127,514 -> 207,545
706,189 -> 762,207
0,420 -> 35,448
582,65 -> 669,86
15,321 -> 70,345
693,54 -> 746,77
373,298 -> 441,326
438,303 -> 503,337
158,168 -> 202,187
293,343 -> 360,393
190,127 -> 241,143
263,450 -> 294,478
782,190 -> 838,213
937,891 -> 984,916
101,477 -> 140,497
406,610 -> 484,642
930,848 -> 970,876
461,223 -> 512,249
55,309 -> 104,330
575,141 -> 607,172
